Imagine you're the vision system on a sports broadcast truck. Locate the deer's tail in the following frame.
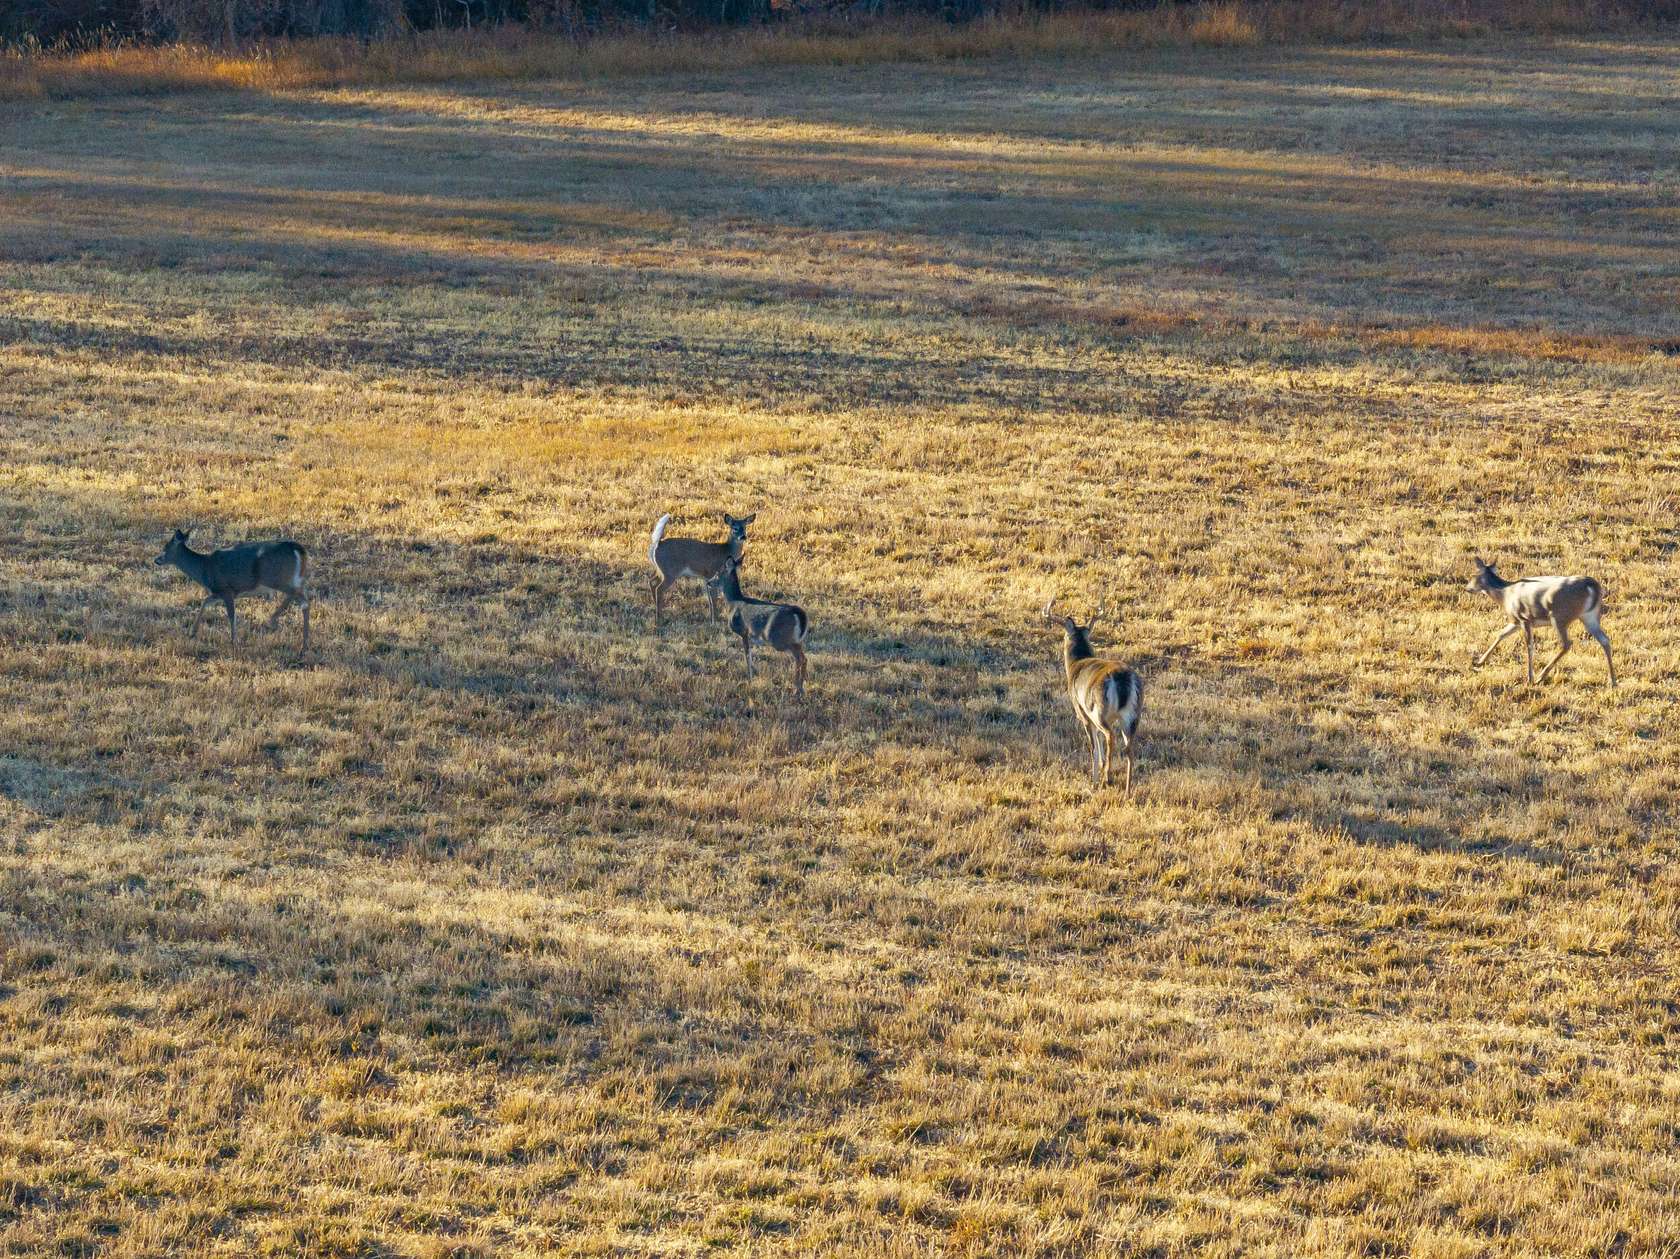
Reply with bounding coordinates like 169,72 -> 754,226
649,514 -> 671,568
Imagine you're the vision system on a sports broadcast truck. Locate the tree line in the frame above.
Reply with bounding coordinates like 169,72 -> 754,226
6,0 -> 1679,65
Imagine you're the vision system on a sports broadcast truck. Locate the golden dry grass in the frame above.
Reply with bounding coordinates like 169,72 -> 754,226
4,34 -> 1680,1259
0,0 -> 1670,102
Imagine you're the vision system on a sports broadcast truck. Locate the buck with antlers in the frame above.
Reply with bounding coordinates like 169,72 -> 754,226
1467,556 -> 1615,688
648,512 -> 754,625
1042,597 -> 1142,794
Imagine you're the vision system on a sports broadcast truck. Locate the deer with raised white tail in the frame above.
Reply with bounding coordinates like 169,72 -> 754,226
1043,597 -> 1142,795
1467,556 -> 1615,687
155,529 -> 312,652
706,555 -> 809,699
648,512 -> 754,625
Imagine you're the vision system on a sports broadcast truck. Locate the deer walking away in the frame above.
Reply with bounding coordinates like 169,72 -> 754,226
1043,597 -> 1142,795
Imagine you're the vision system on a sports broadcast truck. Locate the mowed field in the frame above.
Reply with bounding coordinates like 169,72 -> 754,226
4,34 -> 1680,1257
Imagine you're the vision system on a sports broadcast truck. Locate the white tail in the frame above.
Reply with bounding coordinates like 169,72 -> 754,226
648,513 -> 671,568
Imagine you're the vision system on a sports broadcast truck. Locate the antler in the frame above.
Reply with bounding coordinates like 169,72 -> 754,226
1042,596 -> 1060,624
1086,598 -> 1111,632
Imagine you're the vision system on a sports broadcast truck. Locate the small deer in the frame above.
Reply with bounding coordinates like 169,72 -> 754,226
1467,556 -> 1614,687
1043,597 -> 1142,794
154,528 -> 312,652
706,555 -> 809,699
648,512 -> 754,625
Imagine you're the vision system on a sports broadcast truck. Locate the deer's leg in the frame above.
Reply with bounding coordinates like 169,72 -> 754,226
652,573 -> 674,625
1537,621 -> 1573,682
1123,735 -> 1135,799
1583,611 -> 1615,687
1102,725 -> 1118,789
1594,629 -> 1614,687
224,596 -> 237,644
708,583 -> 721,622
299,591 -> 311,654
789,645 -> 806,699
267,593 -> 296,628
191,595 -> 216,639
740,634 -> 754,680
1474,621 -> 1519,667
1523,623 -> 1534,682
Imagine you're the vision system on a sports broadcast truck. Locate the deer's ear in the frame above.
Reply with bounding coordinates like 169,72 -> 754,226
741,513 -> 756,525
1472,555 -> 1485,568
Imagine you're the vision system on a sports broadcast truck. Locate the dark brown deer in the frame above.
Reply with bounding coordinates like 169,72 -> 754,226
648,512 -> 754,625
707,555 -> 809,699
1043,597 -> 1142,794
154,529 -> 312,652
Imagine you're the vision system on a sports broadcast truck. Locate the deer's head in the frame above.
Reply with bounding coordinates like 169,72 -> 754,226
723,513 -> 755,550
155,528 -> 191,567
1466,555 -> 1501,594
1042,596 -> 1106,660
707,553 -> 745,601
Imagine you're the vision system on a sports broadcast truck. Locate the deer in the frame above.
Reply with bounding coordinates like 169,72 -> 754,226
1043,596 -> 1142,795
648,512 -> 754,625
1467,556 -> 1615,687
705,555 -> 809,699
154,528 -> 312,652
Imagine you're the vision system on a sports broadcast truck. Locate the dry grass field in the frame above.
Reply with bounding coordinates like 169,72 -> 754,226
4,33 -> 1680,1258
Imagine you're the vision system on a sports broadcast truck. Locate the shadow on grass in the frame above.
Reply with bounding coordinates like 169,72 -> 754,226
0,849 -> 884,1111
0,756 -> 151,828
6,57 -> 1679,389
1149,652 -> 1577,865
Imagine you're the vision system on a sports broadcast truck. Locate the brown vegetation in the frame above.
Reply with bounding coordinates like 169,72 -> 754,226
4,0 -> 1680,100
4,31 -> 1680,1259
